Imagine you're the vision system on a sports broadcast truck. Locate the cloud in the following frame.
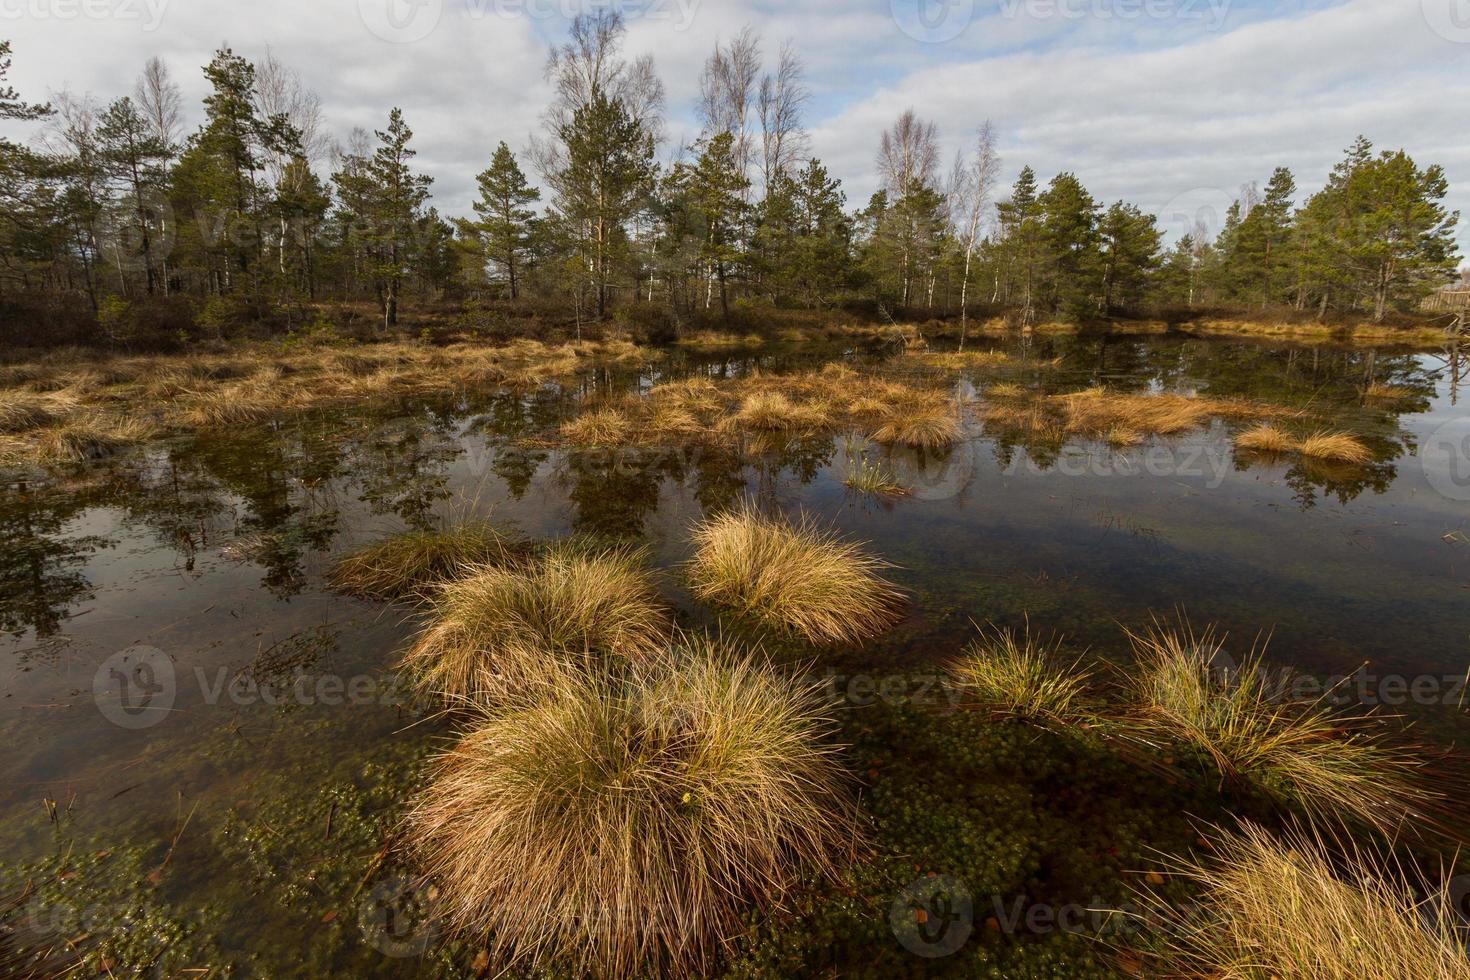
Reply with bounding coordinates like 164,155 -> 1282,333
1,0 -> 1465,253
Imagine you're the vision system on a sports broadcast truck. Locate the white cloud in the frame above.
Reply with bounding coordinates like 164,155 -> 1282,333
1,0 -> 1465,252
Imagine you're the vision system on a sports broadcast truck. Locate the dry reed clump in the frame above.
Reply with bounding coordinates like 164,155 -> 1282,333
1234,423 -> 1295,454
0,391 -> 62,433
1123,622 -> 1435,836
1366,382 -> 1416,402
327,521 -> 523,600
1132,821 -> 1470,980
686,504 -> 904,645
910,350 -> 1011,370
399,543 -> 667,702
675,331 -> 764,351
403,637 -> 860,979
948,626 -> 1096,728
841,453 -> 908,496
869,395 -> 962,451
1297,429 -> 1373,464
33,414 -> 156,465
725,391 -> 831,433
986,382 -> 1026,400
560,407 -> 634,447
1105,427 -> 1143,448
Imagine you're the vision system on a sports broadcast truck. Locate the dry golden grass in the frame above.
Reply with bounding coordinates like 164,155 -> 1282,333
725,391 -> 831,433
33,414 -> 156,465
404,637 -> 859,979
675,331 -> 765,351
1133,821 -> 1470,980
400,543 -> 667,702
0,391 -> 62,433
986,382 -> 1026,400
1298,429 -> 1373,464
1124,623 -> 1435,835
911,350 -> 1010,370
949,627 -> 1095,727
560,407 -> 634,447
1235,423 -> 1295,454
686,504 -> 904,645
870,397 -> 962,451
327,521 -> 523,600
1366,382 -> 1416,401
1105,427 -> 1143,448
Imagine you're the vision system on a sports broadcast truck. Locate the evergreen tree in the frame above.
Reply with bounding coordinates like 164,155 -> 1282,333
96,96 -> 171,294
467,142 -> 540,301
670,130 -> 749,317
1096,201 -> 1161,313
995,166 -> 1045,322
1038,172 -> 1100,318
550,90 -> 657,319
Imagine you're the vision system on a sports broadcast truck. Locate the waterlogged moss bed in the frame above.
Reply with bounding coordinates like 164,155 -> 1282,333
1,330 -> 1467,977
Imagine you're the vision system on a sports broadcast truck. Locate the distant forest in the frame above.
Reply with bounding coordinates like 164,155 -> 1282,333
0,11 -> 1462,347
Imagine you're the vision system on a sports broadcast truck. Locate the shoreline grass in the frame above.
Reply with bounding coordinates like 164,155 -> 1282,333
403,637 -> 859,979
686,504 -> 904,645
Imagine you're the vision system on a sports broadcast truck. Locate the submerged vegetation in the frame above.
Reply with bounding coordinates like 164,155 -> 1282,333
404,638 -> 858,979
327,521 -> 523,600
686,505 -> 905,645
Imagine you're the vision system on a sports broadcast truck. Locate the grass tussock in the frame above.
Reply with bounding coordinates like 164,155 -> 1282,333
560,407 -> 633,447
327,521 -> 522,600
949,626 -> 1095,727
870,397 -> 962,451
686,504 -> 904,645
404,637 -> 859,979
33,414 -> 155,465
0,392 -> 63,433
842,453 -> 909,496
1124,622 -> 1435,836
1297,429 -> 1373,464
400,543 -> 667,702
726,391 -> 831,433
1134,821 -> 1470,980
1234,423 -> 1295,454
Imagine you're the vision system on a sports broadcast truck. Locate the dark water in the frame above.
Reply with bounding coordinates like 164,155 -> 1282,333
2,332 -> 1467,974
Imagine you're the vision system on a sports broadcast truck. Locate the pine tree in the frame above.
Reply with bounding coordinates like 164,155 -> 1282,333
671,130 -> 749,317
364,108 -> 433,328
468,142 -> 540,301
96,96 -> 171,294
1096,201 -> 1161,313
551,90 -> 656,319
1038,172 -> 1100,318
996,166 -> 1044,322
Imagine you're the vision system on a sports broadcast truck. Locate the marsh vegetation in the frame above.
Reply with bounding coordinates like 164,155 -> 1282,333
0,326 -> 1465,978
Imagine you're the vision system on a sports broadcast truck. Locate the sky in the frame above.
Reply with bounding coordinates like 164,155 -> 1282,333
3,0 -> 1468,255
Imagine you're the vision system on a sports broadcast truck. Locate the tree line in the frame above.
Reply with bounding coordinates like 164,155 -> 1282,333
0,13 -> 1461,347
